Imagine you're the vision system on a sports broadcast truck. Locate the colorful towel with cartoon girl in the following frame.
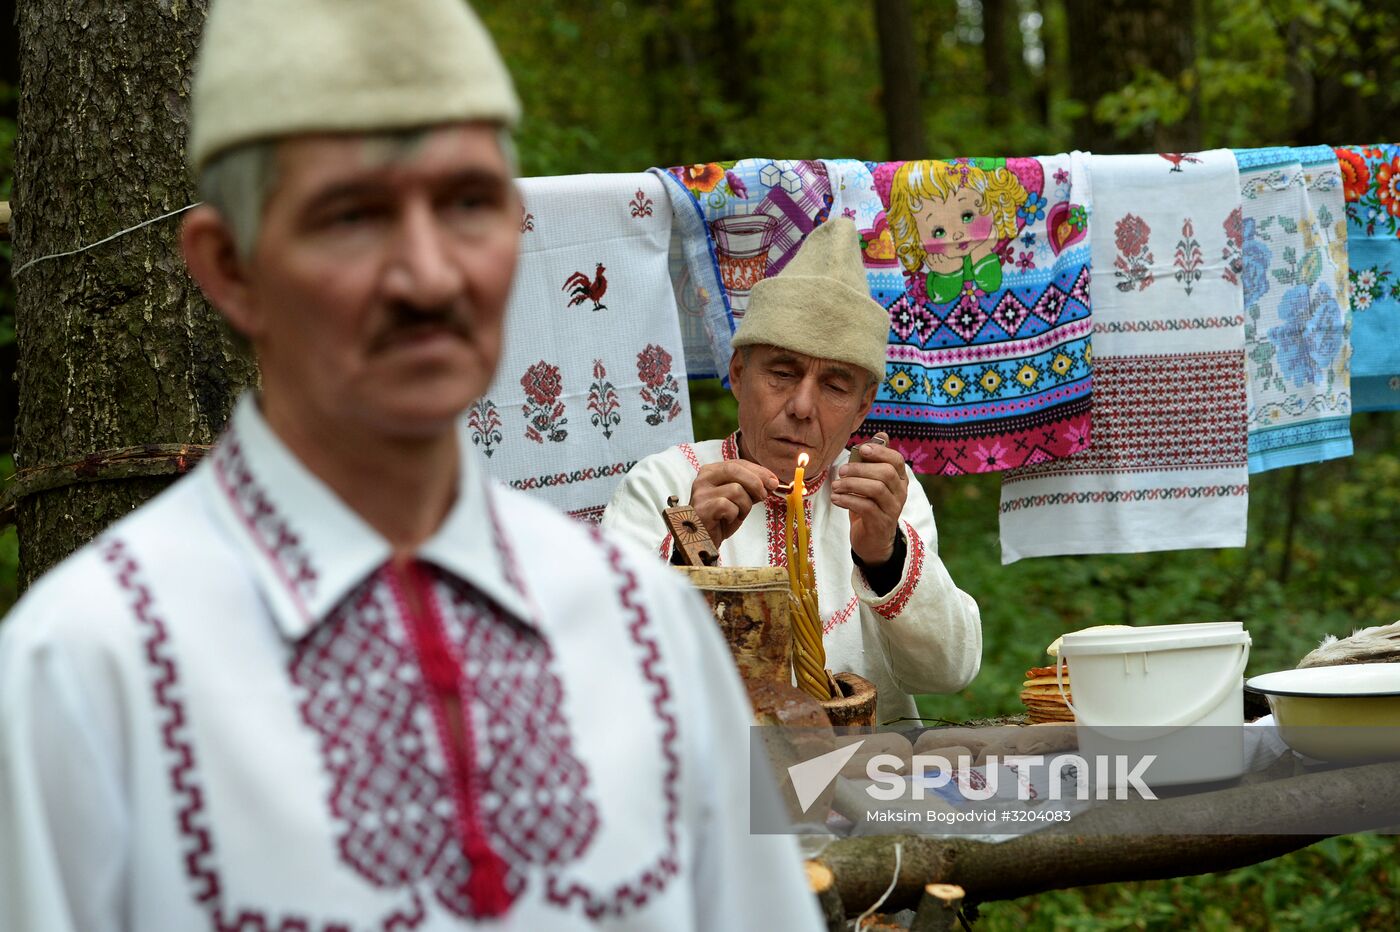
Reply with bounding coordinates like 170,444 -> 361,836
1335,144 -> 1400,411
998,150 -> 1249,562
1234,145 -> 1352,472
658,159 -> 834,376
825,155 -> 1093,475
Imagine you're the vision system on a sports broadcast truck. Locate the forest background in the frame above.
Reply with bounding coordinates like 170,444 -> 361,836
1,0 -> 1398,927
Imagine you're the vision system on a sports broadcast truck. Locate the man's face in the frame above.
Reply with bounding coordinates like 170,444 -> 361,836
239,124 -> 520,441
729,345 -> 877,478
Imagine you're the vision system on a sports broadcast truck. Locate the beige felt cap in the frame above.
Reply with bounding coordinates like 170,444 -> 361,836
189,0 -> 521,171
732,218 -> 889,379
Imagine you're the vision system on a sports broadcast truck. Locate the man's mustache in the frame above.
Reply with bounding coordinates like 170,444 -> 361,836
370,303 -> 473,352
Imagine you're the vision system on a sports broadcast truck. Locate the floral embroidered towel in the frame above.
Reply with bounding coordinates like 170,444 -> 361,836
1234,145 -> 1352,472
660,159 -> 834,375
825,156 -> 1094,476
999,150 -> 1249,563
471,173 -> 693,522
1335,144 -> 1400,410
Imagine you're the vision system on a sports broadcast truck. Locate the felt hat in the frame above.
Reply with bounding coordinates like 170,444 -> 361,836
189,0 -> 521,170
732,218 -> 890,380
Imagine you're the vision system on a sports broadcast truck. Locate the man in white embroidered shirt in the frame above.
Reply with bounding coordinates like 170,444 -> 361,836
603,218 -> 983,725
0,2 -> 822,930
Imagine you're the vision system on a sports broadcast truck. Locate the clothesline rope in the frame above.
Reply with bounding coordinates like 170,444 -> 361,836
11,202 -> 202,277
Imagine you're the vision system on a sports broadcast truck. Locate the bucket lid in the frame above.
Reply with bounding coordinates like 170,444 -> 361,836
1058,621 -> 1250,656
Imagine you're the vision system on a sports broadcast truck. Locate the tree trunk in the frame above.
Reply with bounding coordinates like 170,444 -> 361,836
982,0 -> 1012,129
1063,0 -> 1200,153
13,0 -> 257,589
873,0 -> 926,160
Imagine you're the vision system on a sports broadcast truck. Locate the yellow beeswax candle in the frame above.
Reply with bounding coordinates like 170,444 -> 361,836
784,493 -> 800,591
793,453 -> 811,591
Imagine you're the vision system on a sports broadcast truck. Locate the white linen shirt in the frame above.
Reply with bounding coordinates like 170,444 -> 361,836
0,398 -> 822,932
601,434 -> 983,724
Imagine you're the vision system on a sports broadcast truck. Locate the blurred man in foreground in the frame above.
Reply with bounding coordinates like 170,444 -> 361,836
0,1 -> 820,928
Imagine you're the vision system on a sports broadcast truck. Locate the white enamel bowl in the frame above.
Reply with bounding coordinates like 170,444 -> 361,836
1246,663 -> 1400,763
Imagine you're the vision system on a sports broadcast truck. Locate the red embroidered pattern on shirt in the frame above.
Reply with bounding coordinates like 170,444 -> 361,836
871,521 -> 924,620
679,443 -> 701,473
545,528 -> 681,919
823,596 -> 859,634
210,430 -> 319,618
103,536 -> 424,931
290,567 -> 599,920
1007,352 -> 1247,481
762,497 -> 815,575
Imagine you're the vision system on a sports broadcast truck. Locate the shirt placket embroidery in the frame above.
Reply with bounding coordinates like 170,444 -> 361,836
391,559 -> 513,918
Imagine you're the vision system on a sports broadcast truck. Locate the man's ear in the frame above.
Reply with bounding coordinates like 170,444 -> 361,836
728,349 -> 745,402
180,205 -> 263,340
856,373 -> 878,422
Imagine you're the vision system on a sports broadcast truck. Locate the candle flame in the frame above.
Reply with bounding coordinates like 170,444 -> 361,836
797,452 -> 809,467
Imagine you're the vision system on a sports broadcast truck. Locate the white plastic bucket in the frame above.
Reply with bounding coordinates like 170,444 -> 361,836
1057,622 -> 1252,787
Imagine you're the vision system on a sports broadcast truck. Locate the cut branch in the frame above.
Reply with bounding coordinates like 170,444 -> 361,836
818,759 -> 1400,913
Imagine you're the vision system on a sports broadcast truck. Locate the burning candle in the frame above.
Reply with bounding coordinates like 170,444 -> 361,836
792,453 -> 811,590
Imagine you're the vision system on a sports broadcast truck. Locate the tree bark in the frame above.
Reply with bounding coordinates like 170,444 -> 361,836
872,0 -> 926,160
13,0 -> 257,588
1063,0 -> 1200,153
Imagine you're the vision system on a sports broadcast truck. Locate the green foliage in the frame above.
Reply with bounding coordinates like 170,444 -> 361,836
1094,67 -> 1196,143
976,833 -> 1400,929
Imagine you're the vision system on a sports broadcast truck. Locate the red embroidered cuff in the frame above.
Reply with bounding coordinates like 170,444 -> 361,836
870,521 -> 924,620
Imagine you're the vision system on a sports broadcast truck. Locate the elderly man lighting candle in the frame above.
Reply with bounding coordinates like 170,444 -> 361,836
0,1 -> 823,929
604,218 -> 983,724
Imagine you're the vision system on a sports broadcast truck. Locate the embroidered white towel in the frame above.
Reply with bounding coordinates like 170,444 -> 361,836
998,150 -> 1249,562
469,173 -> 693,522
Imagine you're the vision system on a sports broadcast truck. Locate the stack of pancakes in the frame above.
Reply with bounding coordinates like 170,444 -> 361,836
1022,625 -> 1136,723
1020,664 -> 1073,723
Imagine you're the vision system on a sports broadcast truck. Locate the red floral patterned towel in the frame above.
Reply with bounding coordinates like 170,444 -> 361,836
999,150 -> 1249,562
473,174 -> 693,522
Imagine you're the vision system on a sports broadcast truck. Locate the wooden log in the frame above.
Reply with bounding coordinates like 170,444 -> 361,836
821,671 -> 879,728
818,758 -> 1400,912
673,565 -> 793,700
910,883 -> 965,932
805,860 -> 845,932
0,201 -> 10,240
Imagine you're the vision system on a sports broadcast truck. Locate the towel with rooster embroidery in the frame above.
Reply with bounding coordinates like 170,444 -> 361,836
469,173 -> 693,522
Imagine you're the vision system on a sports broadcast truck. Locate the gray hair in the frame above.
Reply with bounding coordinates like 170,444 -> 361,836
197,126 -> 519,257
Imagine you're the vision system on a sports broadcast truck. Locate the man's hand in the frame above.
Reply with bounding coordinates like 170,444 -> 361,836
831,436 -> 908,566
690,461 -> 779,547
